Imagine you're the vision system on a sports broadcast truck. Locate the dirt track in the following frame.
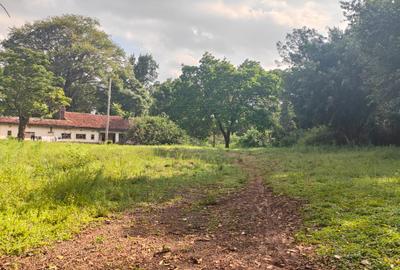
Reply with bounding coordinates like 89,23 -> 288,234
0,153 -> 323,270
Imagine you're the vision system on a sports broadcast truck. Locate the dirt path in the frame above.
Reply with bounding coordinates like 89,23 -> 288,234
1,153 -> 323,270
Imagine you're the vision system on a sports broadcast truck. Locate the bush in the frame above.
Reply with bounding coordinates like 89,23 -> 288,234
238,128 -> 268,148
274,129 -> 304,147
298,126 -> 336,146
126,116 -> 186,145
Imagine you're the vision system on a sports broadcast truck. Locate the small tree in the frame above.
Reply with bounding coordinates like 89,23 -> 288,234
0,47 -> 70,140
126,116 -> 186,145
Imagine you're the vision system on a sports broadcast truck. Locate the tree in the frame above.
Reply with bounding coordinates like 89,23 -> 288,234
278,27 -> 373,144
0,48 -> 70,140
130,54 -> 159,87
150,79 -> 178,116
163,53 -> 281,148
341,0 -> 400,144
2,15 -> 125,112
96,64 -> 151,117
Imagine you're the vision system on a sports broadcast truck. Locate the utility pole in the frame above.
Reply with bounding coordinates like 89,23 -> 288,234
105,76 -> 112,143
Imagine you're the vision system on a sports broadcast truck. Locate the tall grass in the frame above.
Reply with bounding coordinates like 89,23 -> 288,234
0,141 -> 244,255
256,147 -> 400,269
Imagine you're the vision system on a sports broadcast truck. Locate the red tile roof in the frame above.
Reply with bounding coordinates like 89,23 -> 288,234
0,112 -> 130,131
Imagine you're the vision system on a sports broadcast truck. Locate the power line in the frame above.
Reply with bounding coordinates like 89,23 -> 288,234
0,3 -> 10,18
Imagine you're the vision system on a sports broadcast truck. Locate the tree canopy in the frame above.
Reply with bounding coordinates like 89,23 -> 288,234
152,53 -> 282,148
275,0 -> 400,145
0,47 -> 70,139
131,54 -> 159,87
2,15 -> 153,116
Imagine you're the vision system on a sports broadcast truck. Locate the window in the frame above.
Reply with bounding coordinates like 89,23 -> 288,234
7,130 -> 12,137
91,134 -> 95,140
76,134 -> 86,140
61,133 -> 71,139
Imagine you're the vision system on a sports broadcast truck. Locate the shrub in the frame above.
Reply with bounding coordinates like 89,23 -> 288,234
275,129 -> 304,147
126,116 -> 186,145
238,128 -> 268,148
298,126 -> 336,146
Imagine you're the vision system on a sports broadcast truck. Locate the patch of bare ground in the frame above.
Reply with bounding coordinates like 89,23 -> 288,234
0,153 -> 325,270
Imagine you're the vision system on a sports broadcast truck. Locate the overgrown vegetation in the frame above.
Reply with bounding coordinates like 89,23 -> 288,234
256,147 -> 400,269
126,116 -> 186,145
0,140 -> 244,255
238,128 -> 268,148
277,0 -> 400,146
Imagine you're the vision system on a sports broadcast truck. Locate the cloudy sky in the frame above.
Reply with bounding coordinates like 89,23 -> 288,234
0,0 -> 345,80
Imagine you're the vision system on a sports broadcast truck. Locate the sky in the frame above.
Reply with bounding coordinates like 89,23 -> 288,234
0,0 -> 345,80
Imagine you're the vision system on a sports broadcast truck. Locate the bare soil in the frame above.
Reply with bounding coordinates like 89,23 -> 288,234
0,153 -> 325,270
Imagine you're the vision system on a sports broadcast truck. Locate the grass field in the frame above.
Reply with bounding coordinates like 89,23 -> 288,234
3,141 -> 400,269
255,147 -> 400,269
0,140 -> 245,255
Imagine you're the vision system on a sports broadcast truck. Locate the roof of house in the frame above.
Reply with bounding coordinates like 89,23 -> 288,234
0,112 -> 130,131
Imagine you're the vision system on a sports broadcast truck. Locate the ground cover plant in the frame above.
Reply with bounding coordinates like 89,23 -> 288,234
255,147 -> 400,269
0,140 -> 244,255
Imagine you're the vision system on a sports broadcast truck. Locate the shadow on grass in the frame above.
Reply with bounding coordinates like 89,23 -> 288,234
0,143 -> 242,255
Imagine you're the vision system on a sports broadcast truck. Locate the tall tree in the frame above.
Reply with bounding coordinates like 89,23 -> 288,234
342,0 -> 400,144
130,54 -> 159,87
164,53 -> 281,148
278,27 -> 373,144
95,63 -> 151,117
2,15 -> 125,112
150,79 -> 178,116
0,48 -> 70,140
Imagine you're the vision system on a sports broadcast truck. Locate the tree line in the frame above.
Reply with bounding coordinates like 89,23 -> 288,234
0,15 -> 158,139
1,0 -> 399,147
276,0 -> 400,145
150,0 -> 400,147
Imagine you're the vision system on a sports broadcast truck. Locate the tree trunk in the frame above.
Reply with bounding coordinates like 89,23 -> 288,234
216,118 -> 231,148
212,131 -> 216,148
223,131 -> 231,148
17,115 -> 29,141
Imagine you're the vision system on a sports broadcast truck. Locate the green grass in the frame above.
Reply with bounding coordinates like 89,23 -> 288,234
254,146 -> 400,269
0,140 -> 244,255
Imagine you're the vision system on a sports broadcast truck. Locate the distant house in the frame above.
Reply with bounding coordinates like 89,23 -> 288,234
0,109 -> 130,143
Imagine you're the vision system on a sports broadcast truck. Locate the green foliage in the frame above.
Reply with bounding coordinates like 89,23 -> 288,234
343,0 -> 400,145
277,1 -> 400,146
278,28 -> 371,145
1,15 -> 150,116
130,54 -> 159,87
111,102 -> 132,119
126,116 -> 186,145
238,128 -> 268,148
152,53 -> 282,148
256,147 -> 400,269
274,129 -> 304,147
150,79 -> 177,116
0,47 -> 70,139
0,141 -> 244,255
298,126 -> 337,146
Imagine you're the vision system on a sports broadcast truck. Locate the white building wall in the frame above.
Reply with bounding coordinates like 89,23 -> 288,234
0,124 -> 117,143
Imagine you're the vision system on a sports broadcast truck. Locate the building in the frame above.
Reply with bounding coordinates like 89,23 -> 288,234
0,109 -> 130,143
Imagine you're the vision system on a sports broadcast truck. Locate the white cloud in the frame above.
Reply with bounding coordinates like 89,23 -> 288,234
266,1 -> 336,31
199,1 -> 267,20
0,0 -> 344,79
